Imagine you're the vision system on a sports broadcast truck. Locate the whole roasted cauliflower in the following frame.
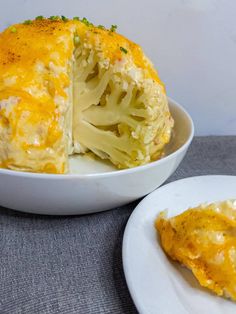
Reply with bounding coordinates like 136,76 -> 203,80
0,16 -> 173,173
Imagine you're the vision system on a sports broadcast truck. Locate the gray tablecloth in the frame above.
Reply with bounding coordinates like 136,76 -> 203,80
0,136 -> 236,314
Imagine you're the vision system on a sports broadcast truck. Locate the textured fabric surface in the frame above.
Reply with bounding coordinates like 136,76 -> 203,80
0,136 -> 236,314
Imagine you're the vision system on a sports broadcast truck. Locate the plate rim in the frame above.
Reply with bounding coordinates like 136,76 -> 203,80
0,97 -> 194,180
122,174 -> 236,314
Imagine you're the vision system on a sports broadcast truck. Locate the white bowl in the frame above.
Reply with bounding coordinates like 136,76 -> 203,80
0,98 -> 194,215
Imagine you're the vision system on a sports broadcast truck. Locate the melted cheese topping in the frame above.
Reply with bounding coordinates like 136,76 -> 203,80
156,200 -> 236,301
0,20 -> 75,173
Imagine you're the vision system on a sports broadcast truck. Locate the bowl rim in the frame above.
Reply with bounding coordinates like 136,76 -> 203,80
0,97 -> 194,180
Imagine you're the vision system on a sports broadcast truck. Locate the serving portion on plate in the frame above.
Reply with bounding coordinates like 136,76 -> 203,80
123,175 -> 236,314
157,199 -> 236,301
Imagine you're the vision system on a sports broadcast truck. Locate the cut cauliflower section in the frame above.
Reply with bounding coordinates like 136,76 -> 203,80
72,32 -> 173,168
0,17 -> 173,173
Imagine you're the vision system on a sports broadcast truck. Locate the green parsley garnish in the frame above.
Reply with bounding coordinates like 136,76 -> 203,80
49,16 -> 60,21
98,25 -> 105,30
74,34 -> 80,45
23,20 -> 32,25
61,15 -> 68,22
110,24 -> 117,32
10,27 -> 17,33
81,17 -> 93,27
73,16 -> 94,26
35,15 -> 44,20
120,46 -> 128,54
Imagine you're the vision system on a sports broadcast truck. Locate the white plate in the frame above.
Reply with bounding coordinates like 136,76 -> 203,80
123,175 -> 236,314
0,98 -> 193,215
